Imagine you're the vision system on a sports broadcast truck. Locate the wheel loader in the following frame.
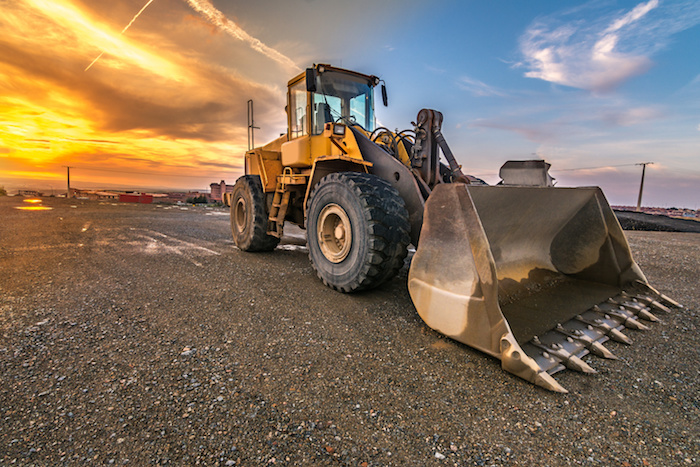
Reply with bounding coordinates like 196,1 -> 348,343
229,64 -> 680,393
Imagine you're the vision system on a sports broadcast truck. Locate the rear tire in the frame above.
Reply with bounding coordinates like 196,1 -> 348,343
230,175 -> 280,251
307,172 -> 410,292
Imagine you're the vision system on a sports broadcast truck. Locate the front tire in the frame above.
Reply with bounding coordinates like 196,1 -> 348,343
307,172 -> 410,292
230,175 -> 280,251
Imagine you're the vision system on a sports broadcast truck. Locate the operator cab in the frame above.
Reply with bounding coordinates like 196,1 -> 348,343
287,64 -> 383,140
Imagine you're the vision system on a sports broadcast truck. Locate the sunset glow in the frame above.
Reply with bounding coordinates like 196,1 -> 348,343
1,0 -> 287,191
1,1 -> 698,207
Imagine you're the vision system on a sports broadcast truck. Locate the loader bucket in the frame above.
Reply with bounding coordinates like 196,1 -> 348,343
408,184 -> 680,392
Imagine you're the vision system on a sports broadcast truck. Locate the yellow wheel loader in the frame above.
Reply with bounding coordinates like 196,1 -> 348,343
230,64 -> 680,393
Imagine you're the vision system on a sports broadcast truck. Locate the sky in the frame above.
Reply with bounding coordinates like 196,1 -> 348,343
1,0 -> 699,208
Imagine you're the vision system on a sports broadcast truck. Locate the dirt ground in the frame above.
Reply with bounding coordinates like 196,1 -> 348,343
1,196 -> 698,466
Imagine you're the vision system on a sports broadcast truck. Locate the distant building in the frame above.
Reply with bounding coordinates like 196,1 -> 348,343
73,189 -> 119,201
119,193 -> 153,204
18,189 -> 42,197
210,180 -> 234,202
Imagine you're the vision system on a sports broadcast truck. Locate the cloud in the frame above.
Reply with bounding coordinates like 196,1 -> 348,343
605,0 -> 659,32
184,0 -> 298,73
0,0 -> 290,190
85,0 -> 157,71
600,106 -> 662,127
469,119 -> 555,143
457,76 -> 507,97
425,65 -> 447,74
518,0 -> 700,93
1,36 -> 280,142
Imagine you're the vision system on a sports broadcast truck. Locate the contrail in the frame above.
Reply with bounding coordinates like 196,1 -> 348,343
184,0 -> 298,71
85,0 -> 157,71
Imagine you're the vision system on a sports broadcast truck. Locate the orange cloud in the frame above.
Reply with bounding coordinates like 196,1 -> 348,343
0,0 -> 288,192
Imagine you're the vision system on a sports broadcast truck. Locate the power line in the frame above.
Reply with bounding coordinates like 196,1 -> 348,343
551,163 -> 639,172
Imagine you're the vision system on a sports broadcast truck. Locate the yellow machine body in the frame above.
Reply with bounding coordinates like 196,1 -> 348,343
231,64 -> 680,393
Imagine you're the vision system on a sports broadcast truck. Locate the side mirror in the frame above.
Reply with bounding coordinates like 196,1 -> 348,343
306,68 -> 316,93
381,84 -> 388,107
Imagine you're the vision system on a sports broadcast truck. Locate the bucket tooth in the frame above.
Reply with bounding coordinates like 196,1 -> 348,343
530,337 -> 596,374
588,341 -> 618,360
609,298 -> 660,322
544,342 -> 598,373
623,292 -> 672,314
608,327 -> 632,345
632,281 -> 683,309
648,300 -> 671,314
564,354 -> 597,374
606,311 -> 650,331
575,315 -> 632,345
636,308 -> 659,322
534,371 -> 568,394
657,293 -> 682,309
555,325 -> 617,360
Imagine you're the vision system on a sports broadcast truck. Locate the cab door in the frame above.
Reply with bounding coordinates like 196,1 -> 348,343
281,79 -> 312,167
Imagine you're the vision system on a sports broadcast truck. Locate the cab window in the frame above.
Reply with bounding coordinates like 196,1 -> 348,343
289,80 -> 307,139
310,71 -> 375,135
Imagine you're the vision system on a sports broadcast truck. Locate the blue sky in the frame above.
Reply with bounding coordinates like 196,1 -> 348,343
1,0 -> 699,207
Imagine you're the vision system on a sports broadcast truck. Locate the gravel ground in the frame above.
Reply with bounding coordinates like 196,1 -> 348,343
1,196 -> 698,466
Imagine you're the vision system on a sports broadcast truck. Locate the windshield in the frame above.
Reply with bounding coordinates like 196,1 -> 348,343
311,71 -> 375,134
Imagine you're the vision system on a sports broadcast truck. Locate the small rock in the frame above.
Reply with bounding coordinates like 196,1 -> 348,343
435,452 -> 445,460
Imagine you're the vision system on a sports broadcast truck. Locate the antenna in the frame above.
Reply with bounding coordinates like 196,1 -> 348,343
247,99 -> 260,151
635,162 -> 653,211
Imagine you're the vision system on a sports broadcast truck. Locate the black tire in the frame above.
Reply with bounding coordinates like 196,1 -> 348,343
307,172 -> 410,292
230,175 -> 280,251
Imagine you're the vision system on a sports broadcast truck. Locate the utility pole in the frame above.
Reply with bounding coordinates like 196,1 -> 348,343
635,162 -> 653,212
66,166 -> 72,198
247,99 -> 260,151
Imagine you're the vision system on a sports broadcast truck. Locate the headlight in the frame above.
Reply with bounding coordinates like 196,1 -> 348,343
333,124 -> 346,136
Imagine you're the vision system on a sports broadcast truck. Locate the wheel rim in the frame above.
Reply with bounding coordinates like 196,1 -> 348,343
317,203 -> 352,263
234,197 -> 247,234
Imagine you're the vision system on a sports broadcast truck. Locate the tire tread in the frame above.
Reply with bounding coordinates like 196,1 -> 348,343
308,172 -> 410,292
